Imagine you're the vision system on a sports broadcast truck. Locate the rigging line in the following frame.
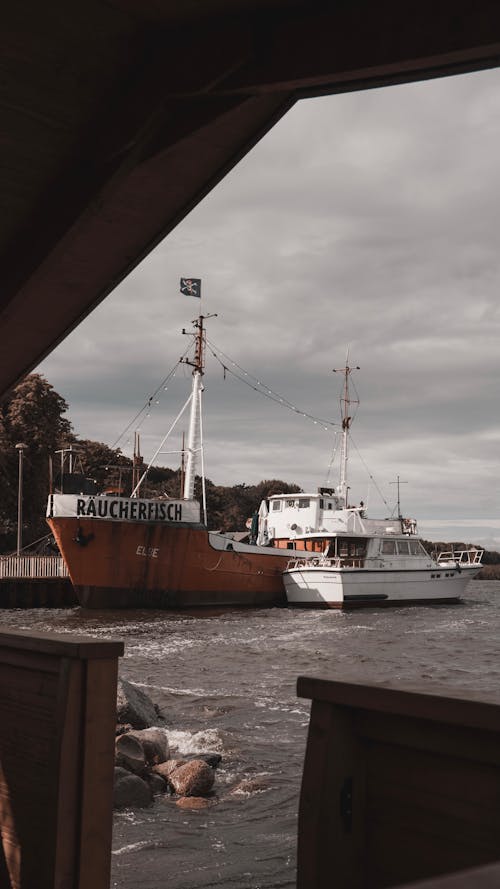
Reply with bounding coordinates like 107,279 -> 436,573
130,391 -> 193,498
206,343 -> 338,431
206,337 -> 298,412
111,343 -> 192,450
324,432 -> 340,487
212,355 -> 337,430
348,434 -> 391,513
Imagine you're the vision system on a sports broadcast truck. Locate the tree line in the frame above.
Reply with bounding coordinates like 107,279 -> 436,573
0,374 -> 300,553
1,374 -> 498,563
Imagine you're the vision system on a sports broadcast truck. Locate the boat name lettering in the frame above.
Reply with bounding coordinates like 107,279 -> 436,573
136,545 -> 159,558
75,498 -> 183,522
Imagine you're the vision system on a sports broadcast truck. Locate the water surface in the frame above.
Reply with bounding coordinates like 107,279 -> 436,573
2,580 -> 499,888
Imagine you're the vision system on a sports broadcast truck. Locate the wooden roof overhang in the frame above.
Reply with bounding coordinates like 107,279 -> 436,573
2,0 -> 500,397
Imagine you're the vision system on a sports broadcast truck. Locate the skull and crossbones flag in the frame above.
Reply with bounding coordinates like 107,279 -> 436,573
180,278 -> 201,298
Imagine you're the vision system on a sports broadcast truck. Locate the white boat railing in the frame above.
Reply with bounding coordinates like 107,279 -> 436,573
436,549 -> 483,567
0,555 -> 69,580
285,556 -> 364,571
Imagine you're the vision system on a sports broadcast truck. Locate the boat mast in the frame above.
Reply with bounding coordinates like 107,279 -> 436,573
182,316 -> 204,501
182,313 -> 216,508
333,351 -> 359,508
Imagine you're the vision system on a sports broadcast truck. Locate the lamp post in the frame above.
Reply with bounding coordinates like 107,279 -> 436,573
15,443 -> 27,556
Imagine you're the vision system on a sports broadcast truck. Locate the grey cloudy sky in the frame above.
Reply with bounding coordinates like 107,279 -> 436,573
38,67 -> 500,547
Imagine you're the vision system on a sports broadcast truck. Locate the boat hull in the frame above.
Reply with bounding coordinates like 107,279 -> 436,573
48,516 -> 293,609
283,566 -> 481,609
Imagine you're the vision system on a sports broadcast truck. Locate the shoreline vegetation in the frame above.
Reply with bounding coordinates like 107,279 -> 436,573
475,565 -> 500,580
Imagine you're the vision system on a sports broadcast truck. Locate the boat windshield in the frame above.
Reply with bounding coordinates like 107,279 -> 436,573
381,538 -> 427,556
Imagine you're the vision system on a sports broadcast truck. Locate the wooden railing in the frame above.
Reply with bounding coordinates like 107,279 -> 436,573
0,554 -> 69,579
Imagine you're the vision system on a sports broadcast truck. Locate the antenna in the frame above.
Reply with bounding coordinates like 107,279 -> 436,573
390,475 -> 408,530
332,351 -> 360,508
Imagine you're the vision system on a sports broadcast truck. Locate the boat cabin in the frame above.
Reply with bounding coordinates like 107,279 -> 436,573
259,489 -> 368,549
257,489 -> 426,563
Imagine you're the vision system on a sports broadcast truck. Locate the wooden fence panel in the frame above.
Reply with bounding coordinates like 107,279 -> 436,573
297,676 -> 500,889
0,628 -> 123,889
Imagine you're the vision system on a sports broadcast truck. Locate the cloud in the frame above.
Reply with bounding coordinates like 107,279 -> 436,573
37,67 -> 500,545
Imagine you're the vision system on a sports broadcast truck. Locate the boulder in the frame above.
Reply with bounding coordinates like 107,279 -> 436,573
116,678 -> 161,729
176,796 -> 216,810
116,723 -> 133,736
127,728 -> 169,766
186,752 -> 222,769
115,732 -> 146,776
152,759 -> 184,781
230,776 -> 270,795
113,772 -> 152,809
146,772 -> 169,796
167,759 -> 215,797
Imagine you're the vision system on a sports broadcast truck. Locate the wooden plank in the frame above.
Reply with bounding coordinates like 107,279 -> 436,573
78,657 -> 119,889
297,676 -> 500,889
0,628 -> 124,659
0,630 -> 122,888
297,701 -> 366,889
353,710 -> 500,766
395,861 -> 500,887
53,658 -> 84,889
297,676 -> 500,732
364,740 -> 500,886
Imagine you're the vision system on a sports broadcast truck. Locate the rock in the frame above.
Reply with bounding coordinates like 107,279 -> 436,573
115,732 -> 146,775
127,728 -> 169,766
113,773 -> 152,809
186,752 -> 222,769
168,759 -> 215,797
152,759 -> 185,781
114,766 -> 130,783
176,796 -> 216,810
116,723 -> 133,736
230,776 -> 270,795
116,678 -> 161,729
146,772 -> 169,796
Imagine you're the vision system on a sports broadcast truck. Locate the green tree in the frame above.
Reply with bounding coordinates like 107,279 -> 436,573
0,374 -> 73,550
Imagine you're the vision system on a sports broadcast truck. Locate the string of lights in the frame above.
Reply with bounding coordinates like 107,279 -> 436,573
205,338 -> 339,432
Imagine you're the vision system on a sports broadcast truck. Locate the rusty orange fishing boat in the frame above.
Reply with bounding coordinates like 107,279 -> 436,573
47,305 -> 305,609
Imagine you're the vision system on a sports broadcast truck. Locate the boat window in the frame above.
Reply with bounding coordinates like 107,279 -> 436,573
298,499 -> 310,509
397,540 -> 410,555
381,539 -> 397,555
409,539 -> 422,555
271,501 -> 282,511
286,499 -> 295,508
319,499 -> 324,509
286,541 -> 295,550
338,539 -> 367,558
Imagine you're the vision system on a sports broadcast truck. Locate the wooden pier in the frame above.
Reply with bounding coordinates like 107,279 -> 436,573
0,555 -> 76,608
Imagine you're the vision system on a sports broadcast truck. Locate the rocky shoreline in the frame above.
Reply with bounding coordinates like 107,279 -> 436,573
114,678 -> 221,811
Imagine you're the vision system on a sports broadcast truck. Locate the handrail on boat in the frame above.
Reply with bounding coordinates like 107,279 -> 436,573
436,549 -> 483,567
284,556 -> 364,571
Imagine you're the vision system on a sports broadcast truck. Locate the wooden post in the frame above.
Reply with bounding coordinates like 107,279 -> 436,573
0,628 -> 123,889
297,676 -> 500,889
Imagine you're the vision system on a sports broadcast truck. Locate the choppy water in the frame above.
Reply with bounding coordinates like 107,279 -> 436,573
2,580 -> 500,888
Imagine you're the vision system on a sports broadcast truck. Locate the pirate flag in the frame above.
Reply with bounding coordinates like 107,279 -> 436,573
180,278 -> 201,298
